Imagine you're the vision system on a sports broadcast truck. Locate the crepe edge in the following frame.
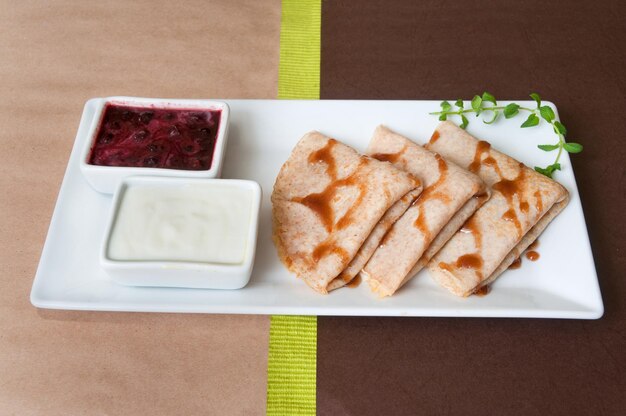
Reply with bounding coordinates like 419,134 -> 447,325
428,193 -> 570,297
404,190 -> 489,283
472,194 -> 570,293
326,186 -> 423,292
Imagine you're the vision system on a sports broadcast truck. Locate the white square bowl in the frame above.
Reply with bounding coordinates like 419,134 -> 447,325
79,96 -> 230,194
100,176 -> 262,289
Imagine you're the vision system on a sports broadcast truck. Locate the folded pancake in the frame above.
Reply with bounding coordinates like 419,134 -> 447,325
325,188 -> 422,291
425,121 -> 570,296
361,126 -> 488,297
272,131 -> 423,294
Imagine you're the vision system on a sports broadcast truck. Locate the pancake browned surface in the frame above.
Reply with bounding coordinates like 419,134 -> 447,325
362,126 -> 487,297
426,121 -> 569,296
271,131 -> 422,294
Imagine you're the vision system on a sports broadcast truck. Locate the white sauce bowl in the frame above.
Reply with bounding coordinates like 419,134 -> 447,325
100,176 -> 261,289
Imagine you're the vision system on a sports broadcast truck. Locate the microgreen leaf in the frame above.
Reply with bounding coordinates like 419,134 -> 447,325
503,103 -> 520,119
429,92 -> 582,180
460,114 -> 469,129
483,110 -> 499,124
539,106 -> 555,123
471,95 -> 483,115
554,121 -> 567,136
563,142 -> 583,153
521,113 -> 540,128
538,144 -> 559,151
482,92 -> 497,105
530,93 -> 541,108
534,163 -> 561,178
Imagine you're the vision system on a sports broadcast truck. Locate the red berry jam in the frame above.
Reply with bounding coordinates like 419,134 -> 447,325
88,104 -> 221,170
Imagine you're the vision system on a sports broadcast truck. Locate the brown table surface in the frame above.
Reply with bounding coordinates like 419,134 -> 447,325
318,1 -> 625,415
2,0 -> 625,415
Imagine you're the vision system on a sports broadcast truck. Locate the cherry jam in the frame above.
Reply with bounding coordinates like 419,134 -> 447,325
88,104 -> 221,170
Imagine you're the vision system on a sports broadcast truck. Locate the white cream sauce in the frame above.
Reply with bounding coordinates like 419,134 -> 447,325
108,183 -> 253,264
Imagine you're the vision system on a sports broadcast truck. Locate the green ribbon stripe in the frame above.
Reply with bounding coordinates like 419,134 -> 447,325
267,1 -> 321,415
267,315 -> 318,415
277,0 -> 321,100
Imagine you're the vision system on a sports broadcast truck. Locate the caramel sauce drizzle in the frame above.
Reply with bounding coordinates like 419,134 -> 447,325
468,140 -> 491,174
292,139 -> 372,264
525,251 -> 540,261
412,154 -> 450,241
293,142 -> 368,233
294,139 -> 339,232
440,218 -> 485,285
293,171 -> 367,233
441,143 -> 497,290
346,274 -> 362,288
338,271 -> 352,283
474,285 -> 491,296
443,151 -> 531,291
451,254 -> 485,282
438,262 -> 455,274
312,241 -> 349,262
509,257 -> 522,269
371,145 -> 407,164
293,191 -> 336,233
519,201 -> 529,213
308,138 -> 338,178
429,130 -> 440,145
508,239 -> 540,271
492,168 -> 525,201
456,253 -> 484,270
335,183 -> 367,230
378,220 -> 396,247
460,216 -> 482,250
492,164 -> 527,239
502,208 -> 523,238
482,156 -> 504,179
534,190 -> 543,213
446,213 -> 486,291
413,210 -> 430,241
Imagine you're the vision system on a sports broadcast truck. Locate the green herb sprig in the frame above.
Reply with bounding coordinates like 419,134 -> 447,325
429,92 -> 583,178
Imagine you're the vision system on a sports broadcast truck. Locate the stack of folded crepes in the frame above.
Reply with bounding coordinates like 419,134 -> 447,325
272,123 -> 570,298
272,131 -> 423,294
361,126 -> 488,296
425,121 -> 569,296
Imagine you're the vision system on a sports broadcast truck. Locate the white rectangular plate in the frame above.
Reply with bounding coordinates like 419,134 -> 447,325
31,99 -> 603,318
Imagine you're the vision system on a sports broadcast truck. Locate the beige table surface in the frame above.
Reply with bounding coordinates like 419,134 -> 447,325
0,1 -> 280,414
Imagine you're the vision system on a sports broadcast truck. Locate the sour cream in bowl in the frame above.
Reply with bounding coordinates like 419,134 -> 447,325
101,176 -> 261,289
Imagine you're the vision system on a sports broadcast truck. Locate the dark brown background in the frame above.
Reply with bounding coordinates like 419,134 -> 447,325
318,1 -> 625,415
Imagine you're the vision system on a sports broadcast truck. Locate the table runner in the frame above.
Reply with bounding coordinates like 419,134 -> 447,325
266,1 -> 321,415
